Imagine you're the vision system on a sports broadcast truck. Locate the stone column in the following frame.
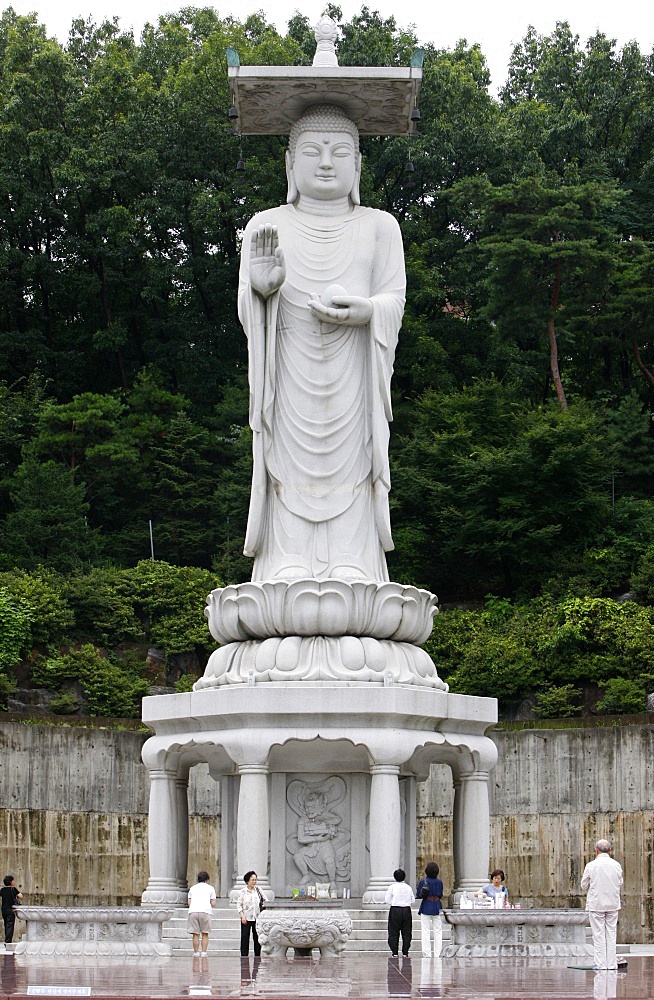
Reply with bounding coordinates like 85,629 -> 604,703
451,768 -> 492,899
363,764 -> 401,906
230,763 -> 273,899
142,764 -> 188,906
175,770 -> 190,891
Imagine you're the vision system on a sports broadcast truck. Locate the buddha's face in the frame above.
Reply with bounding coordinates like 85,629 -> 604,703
293,130 -> 357,201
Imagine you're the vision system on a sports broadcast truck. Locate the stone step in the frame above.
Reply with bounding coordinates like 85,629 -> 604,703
162,907 -> 445,956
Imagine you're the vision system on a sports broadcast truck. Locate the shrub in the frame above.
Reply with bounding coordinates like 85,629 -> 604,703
49,692 -> 82,715
596,677 -> 647,715
0,586 -> 32,671
31,644 -> 148,718
62,568 -> 143,646
117,561 -> 218,655
174,673 -> 200,693
533,684 -> 583,719
632,545 -> 654,604
0,569 -> 74,647
0,672 -> 17,710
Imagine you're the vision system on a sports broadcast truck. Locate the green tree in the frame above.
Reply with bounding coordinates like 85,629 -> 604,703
0,458 -> 99,570
446,176 -> 624,410
390,384 -> 613,598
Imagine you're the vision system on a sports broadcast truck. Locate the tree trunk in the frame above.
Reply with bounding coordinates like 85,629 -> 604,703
632,335 -> 654,389
548,261 -> 568,411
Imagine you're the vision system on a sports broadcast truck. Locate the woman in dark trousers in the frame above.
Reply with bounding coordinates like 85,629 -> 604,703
236,871 -> 263,956
1,876 -> 22,944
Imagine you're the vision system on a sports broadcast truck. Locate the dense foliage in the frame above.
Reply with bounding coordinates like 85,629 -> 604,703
1,6 -> 653,716
0,561 -> 216,714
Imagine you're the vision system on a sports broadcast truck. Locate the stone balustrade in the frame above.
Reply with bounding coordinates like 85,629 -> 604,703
14,906 -> 174,957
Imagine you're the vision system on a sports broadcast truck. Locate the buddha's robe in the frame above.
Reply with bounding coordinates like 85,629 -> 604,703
238,203 -> 405,582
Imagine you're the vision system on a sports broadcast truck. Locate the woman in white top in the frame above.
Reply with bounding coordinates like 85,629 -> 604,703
237,870 -> 263,956
187,870 -> 217,956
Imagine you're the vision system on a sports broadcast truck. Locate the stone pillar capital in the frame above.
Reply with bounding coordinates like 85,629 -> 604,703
370,763 -> 401,776
455,769 -> 490,784
149,766 -> 179,781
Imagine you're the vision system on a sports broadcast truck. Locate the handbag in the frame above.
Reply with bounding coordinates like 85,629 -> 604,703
256,887 -> 266,912
420,883 -> 430,899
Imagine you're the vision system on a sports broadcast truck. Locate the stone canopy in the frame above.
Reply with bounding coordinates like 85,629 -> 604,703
225,21 -> 423,136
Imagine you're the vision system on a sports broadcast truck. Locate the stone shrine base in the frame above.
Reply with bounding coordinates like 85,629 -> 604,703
14,907 -> 174,957
443,908 -> 592,958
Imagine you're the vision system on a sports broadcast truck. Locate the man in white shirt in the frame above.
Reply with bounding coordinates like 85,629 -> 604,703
187,870 -> 217,957
580,840 -> 623,970
384,868 -> 415,957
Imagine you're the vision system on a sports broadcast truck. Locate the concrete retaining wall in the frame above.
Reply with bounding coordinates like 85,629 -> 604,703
1,720 -> 651,941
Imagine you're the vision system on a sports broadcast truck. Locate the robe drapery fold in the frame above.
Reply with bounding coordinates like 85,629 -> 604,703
239,203 -> 405,582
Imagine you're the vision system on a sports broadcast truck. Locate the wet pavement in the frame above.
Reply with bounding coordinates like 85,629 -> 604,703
1,953 -> 653,1000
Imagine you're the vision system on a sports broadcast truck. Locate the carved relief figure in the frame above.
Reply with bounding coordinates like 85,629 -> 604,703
239,104 -> 406,582
286,776 -> 351,889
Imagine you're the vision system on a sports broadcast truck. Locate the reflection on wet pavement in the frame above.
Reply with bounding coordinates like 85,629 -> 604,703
1,952 -> 652,999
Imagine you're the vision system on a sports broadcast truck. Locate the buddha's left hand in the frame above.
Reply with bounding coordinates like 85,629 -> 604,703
309,294 -> 373,326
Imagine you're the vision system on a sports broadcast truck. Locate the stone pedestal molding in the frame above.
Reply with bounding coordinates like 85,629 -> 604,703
199,580 -> 447,690
14,907 -> 173,957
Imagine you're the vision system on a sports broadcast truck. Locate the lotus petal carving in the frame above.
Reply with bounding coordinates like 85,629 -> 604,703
205,578 -> 437,645
195,635 -> 448,690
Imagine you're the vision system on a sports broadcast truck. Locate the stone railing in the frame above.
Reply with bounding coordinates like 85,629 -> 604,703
14,906 -> 174,957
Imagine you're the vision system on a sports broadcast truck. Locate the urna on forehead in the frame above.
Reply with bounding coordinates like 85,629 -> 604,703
289,105 -> 359,156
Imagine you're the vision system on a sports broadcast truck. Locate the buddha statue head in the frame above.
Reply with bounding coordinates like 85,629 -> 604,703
286,105 -> 361,207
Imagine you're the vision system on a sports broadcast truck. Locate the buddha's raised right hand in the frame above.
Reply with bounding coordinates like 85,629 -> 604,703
249,224 -> 286,298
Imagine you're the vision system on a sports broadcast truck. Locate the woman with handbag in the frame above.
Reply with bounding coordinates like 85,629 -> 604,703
416,862 -> 444,957
237,871 -> 264,956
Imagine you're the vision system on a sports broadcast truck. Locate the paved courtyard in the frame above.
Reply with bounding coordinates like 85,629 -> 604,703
2,952 -> 653,1000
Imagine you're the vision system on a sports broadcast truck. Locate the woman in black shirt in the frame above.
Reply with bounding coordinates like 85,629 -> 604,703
1,875 -> 23,943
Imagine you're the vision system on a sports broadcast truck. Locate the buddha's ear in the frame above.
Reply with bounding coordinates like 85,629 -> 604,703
350,150 -> 361,206
285,150 -> 298,205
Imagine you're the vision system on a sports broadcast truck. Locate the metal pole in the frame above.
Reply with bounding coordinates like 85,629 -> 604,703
149,519 -> 155,561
